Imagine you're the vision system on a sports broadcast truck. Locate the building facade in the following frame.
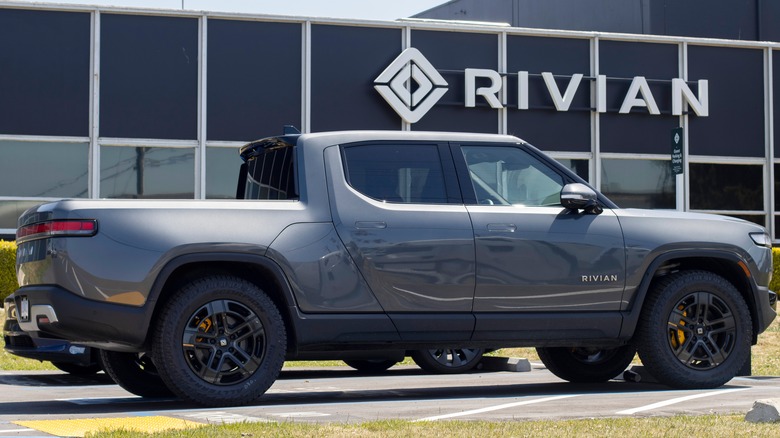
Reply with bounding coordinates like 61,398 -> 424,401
0,3 -> 778,241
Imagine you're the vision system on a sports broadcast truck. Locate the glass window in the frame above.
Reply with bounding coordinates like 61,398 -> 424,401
100,14 -> 198,140
100,147 -> 195,199
461,146 -> 564,206
555,159 -> 589,182
311,25 -> 402,132
243,144 -> 296,200
0,9 -> 90,137
0,200 -> 48,232
601,159 -> 675,209
343,144 -> 447,204
689,163 -> 762,211
0,141 -> 88,197
206,147 -> 242,199
208,20 -> 302,141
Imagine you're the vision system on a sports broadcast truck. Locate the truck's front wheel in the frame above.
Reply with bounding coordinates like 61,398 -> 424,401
152,275 -> 286,407
636,270 -> 752,389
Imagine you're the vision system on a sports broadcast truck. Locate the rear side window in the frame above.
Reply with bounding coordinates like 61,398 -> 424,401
343,144 -> 448,204
242,142 -> 296,200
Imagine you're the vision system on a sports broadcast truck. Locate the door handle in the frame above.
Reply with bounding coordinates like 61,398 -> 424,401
355,221 -> 387,229
487,223 -> 517,232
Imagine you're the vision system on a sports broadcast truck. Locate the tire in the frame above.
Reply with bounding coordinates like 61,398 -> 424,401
411,348 -> 484,374
343,359 -> 397,373
51,361 -> 102,376
100,350 -> 174,398
152,275 -> 286,407
636,270 -> 752,389
536,345 -> 636,383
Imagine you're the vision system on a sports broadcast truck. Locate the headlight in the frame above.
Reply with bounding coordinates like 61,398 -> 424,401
749,232 -> 772,248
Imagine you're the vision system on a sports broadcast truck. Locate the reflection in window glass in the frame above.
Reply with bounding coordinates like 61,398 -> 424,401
727,214 -> 764,227
0,141 -> 88,197
775,164 -> 780,210
601,159 -> 675,208
100,147 -> 194,199
206,147 -> 242,199
343,144 -> 447,204
690,163 -> 762,211
0,200 -> 47,231
555,159 -> 589,182
461,146 -> 564,206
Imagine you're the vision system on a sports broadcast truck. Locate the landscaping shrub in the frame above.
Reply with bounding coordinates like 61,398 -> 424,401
0,240 -> 17,302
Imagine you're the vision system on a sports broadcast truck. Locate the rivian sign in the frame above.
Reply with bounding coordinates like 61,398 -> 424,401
375,48 -> 709,124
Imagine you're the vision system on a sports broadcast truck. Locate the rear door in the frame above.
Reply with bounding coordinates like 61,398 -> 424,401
325,142 -> 476,341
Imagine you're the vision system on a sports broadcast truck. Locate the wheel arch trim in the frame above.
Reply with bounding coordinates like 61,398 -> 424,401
620,249 -> 762,341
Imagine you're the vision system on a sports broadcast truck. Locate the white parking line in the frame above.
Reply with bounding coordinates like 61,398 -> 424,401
616,387 -> 751,415
415,394 -> 580,421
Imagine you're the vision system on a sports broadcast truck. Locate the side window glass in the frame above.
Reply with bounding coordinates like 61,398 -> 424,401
343,144 -> 448,204
461,146 -> 564,206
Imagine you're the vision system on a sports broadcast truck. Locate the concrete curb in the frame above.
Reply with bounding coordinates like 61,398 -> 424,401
745,399 -> 780,423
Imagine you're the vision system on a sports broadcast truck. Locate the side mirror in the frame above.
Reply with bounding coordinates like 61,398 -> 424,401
560,183 -> 603,214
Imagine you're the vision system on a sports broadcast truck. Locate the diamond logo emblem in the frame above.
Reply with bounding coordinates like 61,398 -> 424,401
374,48 -> 448,124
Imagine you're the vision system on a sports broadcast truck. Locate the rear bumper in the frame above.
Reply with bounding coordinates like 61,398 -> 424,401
14,285 -> 151,350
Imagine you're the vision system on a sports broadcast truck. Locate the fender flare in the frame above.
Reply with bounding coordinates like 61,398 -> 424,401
619,248 -> 760,339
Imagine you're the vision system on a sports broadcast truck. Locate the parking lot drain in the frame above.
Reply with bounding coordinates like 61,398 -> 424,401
14,416 -> 204,437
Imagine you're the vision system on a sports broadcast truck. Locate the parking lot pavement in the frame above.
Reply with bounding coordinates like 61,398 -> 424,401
0,366 -> 778,436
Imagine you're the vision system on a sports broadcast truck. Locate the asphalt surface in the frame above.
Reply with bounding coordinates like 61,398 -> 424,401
0,362 -> 777,436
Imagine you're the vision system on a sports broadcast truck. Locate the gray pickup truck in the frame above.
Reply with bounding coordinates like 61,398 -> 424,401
13,130 -> 777,407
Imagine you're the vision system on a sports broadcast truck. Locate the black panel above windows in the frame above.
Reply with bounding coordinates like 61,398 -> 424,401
775,50 -> 780,158
688,46 -> 764,157
599,41 -> 679,155
506,36 -> 590,152
410,30 -> 498,133
311,25 -> 402,132
100,14 -> 198,140
0,9 -> 90,137
208,20 -> 302,142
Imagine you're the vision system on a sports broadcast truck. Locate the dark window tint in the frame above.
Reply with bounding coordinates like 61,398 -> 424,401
410,30 -> 498,133
775,50 -> 780,158
0,141 -> 88,197
460,146 -> 564,206
100,14 -> 198,139
600,159 -> 675,208
208,20 -> 302,141
599,41 -> 679,154
506,36 -> 590,152
100,147 -> 195,199
206,147 -> 242,199
0,9 -> 90,136
311,25 -> 402,131
343,144 -> 447,204
556,159 -> 589,182
690,163 -> 762,211
688,46 -> 764,157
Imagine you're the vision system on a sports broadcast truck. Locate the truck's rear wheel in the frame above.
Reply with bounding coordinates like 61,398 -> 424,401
536,345 -> 635,382
411,348 -> 484,374
100,350 -> 173,397
636,270 -> 751,389
152,275 -> 286,407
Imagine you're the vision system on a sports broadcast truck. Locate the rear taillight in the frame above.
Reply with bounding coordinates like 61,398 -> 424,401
16,220 -> 98,243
